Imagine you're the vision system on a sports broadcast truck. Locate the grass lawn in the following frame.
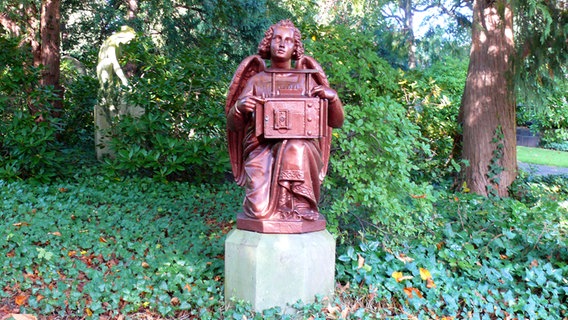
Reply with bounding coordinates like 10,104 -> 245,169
517,146 -> 568,167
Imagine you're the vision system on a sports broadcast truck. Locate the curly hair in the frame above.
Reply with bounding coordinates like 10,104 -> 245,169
257,20 -> 304,61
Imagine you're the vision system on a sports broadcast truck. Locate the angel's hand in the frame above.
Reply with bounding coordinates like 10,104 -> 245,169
236,95 -> 265,114
310,85 -> 338,102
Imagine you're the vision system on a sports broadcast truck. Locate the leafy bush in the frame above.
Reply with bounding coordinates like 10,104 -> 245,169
400,57 -> 467,183
0,112 -> 66,182
302,25 -> 436,247
0,36 -> 68,181
519,91 -> 568,146
103,36 -> 231,182
60,57 -> 99,147
543,141 -> 568,152
325,95 -> 436,246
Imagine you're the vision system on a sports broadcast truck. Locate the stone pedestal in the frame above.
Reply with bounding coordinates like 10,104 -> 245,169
224,229 -> 335,313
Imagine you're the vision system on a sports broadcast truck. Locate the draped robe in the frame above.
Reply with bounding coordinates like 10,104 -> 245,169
228,71 -> 324,220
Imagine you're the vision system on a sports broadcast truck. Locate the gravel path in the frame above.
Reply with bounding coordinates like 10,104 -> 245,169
518,162 -> 568,176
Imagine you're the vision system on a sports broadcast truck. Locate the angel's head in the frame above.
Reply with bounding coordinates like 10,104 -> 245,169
258,20 -> 304,61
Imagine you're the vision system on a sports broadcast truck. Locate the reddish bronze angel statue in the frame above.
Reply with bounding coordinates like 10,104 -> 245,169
226,20 -> 344,233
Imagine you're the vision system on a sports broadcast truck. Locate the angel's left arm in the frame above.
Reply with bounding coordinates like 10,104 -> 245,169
311,83 -> 344,128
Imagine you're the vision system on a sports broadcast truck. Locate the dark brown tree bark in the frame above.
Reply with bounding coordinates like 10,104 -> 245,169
458,0 -> 517,196
39,0 -> 63,116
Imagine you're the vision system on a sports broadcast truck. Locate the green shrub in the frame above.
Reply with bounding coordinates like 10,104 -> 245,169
303,25 -> 436,247
399,57 -> 467,183
520,93 -> 568,145
325,95 -> 436,247
60,57 -> 99,147
0,36 -> 68,181
103,36 -> 231,182
543,141 -> 568,151
0,112 -> 66,182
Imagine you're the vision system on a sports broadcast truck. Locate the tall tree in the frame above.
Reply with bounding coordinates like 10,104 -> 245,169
1,0 -> 62,118
458,0 -> 515,196
456,0 -> 567,196
39,0 -> 63,116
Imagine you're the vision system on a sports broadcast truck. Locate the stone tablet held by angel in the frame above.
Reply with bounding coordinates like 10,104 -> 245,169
226,20 -> 344,233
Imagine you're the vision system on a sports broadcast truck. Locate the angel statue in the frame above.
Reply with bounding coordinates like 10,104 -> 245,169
226,20 -> 344,233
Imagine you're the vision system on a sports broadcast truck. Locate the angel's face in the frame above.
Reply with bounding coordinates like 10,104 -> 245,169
270,26 -> 295,63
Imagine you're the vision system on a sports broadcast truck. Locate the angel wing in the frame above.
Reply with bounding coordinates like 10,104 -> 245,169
296,56 -> 334,178
225,55 -> 266,185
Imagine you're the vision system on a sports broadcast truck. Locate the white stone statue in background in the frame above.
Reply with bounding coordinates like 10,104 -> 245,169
95,26 -> 142,160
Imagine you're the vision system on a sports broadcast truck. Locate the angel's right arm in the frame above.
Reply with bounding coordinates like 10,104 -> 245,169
227,80 -> 255,131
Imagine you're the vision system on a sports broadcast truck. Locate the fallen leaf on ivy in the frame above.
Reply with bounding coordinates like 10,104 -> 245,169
68,251 -> 77,257
58,188 -> 68,193
530,260 -> 539,268
14,295 -> 28,306
336,282 -> 350,293
85,308 -> 93,316
411,194 -> 426,199
357,254 -> 365,269
403,287 -> 423,299
36,295 -> 44,302
436,241 -> 445,250
13,222 -> 30,227
461,181 -> 470,193
392,271 -> 403,281
170,297 -> 180,306
6,315 -> 37,320
396,253 -> 414,263
419,268 -> 431,280
418,268 -> 437,288
426,277 -> 436,289
184,284 -> 192,292
49,231 -> 62,236
141,261 -> 150,268
99,237 -> 107,243
392,271 -> 413,282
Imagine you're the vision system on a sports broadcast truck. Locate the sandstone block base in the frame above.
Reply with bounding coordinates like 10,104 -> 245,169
224,229 -> 335,313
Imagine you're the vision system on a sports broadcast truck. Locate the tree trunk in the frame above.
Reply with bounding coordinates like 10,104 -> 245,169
402,0 -> 417,69
459,0 -> 516,196
125,0 -> 138,20
39,0 -> 63,116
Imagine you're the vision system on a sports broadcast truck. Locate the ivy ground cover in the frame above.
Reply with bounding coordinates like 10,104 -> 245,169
1,173 -> 568,319
0,175 -> 241,318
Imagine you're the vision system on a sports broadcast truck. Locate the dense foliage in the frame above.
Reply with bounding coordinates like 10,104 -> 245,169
300,25 -> 436,245
518,80 -> 568,151
1,0 -> 567,318
103,36 -> 231,182
0,37 -> 69,182
1,170 -> 566,318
